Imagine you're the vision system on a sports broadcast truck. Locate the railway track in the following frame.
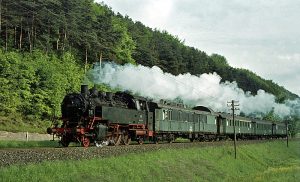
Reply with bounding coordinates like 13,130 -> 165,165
0,139 -> 287,168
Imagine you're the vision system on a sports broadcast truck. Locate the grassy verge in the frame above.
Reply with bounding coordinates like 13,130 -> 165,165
0,140 -> 59,149
0,140 -> 299,182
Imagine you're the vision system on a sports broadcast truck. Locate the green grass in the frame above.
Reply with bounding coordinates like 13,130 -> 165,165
0,140 -> 59,148
0,140 -> 299,182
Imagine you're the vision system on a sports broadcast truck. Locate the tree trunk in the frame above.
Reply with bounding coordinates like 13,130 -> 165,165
85,48 -> 88,73
14,27 -> 17,48
31,16 -> 34,50
31,0 -> 35,50
56,29 -> 59,50
34,27 -> 36,48
28,28 -> 32,52
0,0 -> 2,34
5,22 -> 7,51
98,52 -> 103,73
62,28 -> 67,52
99,52 -> 102,64
19,18 -> 23,50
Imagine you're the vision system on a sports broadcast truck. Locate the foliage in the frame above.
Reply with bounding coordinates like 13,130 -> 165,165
263,108 -> 282,122
288,116 -> 300,137
0,50 -> 83,121
0,0 -> 297,99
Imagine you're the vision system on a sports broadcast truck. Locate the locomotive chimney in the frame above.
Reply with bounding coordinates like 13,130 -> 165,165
81,85 -> 89,97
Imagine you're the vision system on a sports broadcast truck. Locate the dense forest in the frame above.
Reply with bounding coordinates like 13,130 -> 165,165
0,0 -> 298,133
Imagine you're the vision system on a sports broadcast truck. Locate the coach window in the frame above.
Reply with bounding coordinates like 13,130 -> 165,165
162,110 -> 168,120
178,111 -> 182,120
168,110 -> 172,120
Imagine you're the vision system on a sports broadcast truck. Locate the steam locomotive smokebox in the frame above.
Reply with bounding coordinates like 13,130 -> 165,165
81,85 -> 89,97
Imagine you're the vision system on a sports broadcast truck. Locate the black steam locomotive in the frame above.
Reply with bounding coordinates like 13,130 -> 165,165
47,85 -> 287,147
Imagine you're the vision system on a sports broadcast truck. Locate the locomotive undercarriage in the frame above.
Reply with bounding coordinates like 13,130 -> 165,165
48,116 -> 152,147
151,132 -> 227,144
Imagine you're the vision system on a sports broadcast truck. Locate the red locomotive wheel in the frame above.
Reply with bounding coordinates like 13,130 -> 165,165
81,137 -> 90,147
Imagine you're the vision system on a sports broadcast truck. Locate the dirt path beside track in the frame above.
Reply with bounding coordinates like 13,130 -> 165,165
0,131 -> 53,141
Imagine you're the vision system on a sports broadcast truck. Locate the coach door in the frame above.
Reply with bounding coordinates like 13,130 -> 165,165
217,116 -> 226,134
252,122 -> 256,135
197,114 -> 204,132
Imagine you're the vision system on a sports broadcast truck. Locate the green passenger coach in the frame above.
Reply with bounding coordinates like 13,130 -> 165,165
153,101 -> 219,141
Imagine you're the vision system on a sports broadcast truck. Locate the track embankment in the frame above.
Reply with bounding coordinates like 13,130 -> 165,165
0,139 -> 287,168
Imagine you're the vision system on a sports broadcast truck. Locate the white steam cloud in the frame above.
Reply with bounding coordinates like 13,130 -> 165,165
89,63 -> 300,118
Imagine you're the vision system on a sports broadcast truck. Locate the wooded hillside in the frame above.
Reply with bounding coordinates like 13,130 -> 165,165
0,0 -> 297,99
0,0 -> 298,132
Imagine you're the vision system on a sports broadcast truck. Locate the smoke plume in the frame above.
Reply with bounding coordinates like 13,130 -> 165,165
89,63 -> 299,118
